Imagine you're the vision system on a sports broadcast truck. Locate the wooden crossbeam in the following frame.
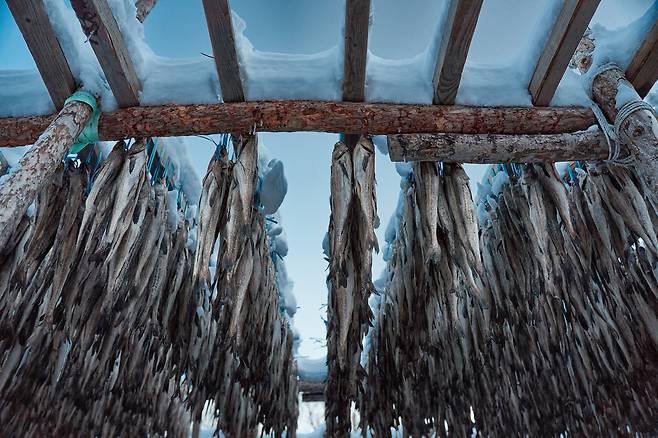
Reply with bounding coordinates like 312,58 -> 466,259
626,18 -> 658,98
71,0 -> 141,107
432,0 -> 484,105
202,0 -> 245,103
529,0 -> 600,106
0,101 -> 596,147
343,0 -> 371,102
136,0 -> 158,22
6,0 -> 77,110
299,380 -> 325,402
388,129 -> 608,163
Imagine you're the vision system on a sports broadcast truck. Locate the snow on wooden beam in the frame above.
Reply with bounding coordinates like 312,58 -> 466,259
0,99 -> 92,251
71,0 -> 141,108
343,0 -> 371,102
0,101 -> 597,147
202,0 -> 245,103
432,0 -> 484,105
626,18 -> 658,98
6,0 -> 77,110
388,129 -> 608,163
529,0 -> 600,106
136,0 -> 158,22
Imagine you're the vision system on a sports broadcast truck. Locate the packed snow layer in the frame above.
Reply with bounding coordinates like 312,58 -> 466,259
0,0 -> 654,116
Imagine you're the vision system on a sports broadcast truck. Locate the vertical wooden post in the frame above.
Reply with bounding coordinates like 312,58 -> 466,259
592,65 -> 658,196
0,100 -> 93,250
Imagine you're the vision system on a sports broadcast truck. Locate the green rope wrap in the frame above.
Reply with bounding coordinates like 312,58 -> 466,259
65,90 -> 100,154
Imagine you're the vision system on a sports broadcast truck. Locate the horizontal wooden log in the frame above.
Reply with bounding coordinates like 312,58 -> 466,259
388,129 -> 609,163
298,380 -> 325,402
0,101 -> 596,147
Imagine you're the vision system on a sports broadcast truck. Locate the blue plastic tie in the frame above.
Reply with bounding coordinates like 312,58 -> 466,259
65,91 -> 100,154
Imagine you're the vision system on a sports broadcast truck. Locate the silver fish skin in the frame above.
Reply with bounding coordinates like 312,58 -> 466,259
413,161 -> 441,264
330,141 -> 353,273
353,136 -> 378,253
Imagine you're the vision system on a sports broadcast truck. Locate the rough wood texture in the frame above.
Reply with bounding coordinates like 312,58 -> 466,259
388,129 -> 608,163
6,0 -> 77,110
529,0 -> 600,106
0,100 -> 92,251
135,0 -> 158,22
71,0 -> 141,107
299,380 -> 325,402
432,0 -> 483,105
592,65 -> 658,196
626,18 -> 658,98
343,0 -> 371,102
202,0 -> 245,102
0,101 -> 597,147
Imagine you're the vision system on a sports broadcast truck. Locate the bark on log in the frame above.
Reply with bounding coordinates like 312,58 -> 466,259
592,65 -> 658,195
0,100 -> 92,251
0,101 -> 596,147
388,129 -> 609,163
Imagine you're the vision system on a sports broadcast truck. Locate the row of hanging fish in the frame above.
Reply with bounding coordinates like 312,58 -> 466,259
361,160 -> 658,436
325,136 -> 378,436
360,162 -> 488,437
186,134 -> 298,437
0,137 -> 298,437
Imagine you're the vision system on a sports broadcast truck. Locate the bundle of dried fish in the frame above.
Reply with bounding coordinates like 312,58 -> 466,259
187,134 -> 298,437
360,162 -> 487,437
326,136 -> 378,436
0,141 -> 194,437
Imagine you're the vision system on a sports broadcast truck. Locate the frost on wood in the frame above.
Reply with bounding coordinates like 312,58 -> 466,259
0,100 -> 91,251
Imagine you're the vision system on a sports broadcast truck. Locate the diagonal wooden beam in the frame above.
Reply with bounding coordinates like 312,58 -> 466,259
432,0 -> 484,105
0,101 -> 597,147
529,0 -> 600,106
342,0 -> 371,102
136,0 -> 158,22
202,0 -> 245,103
626,18 -> 658,98
6,0 -> 77,110
71,0 -> 141,108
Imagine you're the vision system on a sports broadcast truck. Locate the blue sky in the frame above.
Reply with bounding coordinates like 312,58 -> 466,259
1,0 -> 655,359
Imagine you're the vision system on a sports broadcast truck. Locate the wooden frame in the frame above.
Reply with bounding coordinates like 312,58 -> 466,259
6,0 -> 77,109
432,0 -> 484,105
71,0 -> 141,107
626,18 -> 658,98
529,0 -> 600,106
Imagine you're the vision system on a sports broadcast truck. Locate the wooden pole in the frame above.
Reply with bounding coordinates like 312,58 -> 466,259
592,65 -> 658,195
388,129 -> 608,163
0,101 -> 597,147
0,99 -> 92,251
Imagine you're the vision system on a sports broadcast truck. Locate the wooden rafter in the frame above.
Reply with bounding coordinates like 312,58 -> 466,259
529,0 -> 600,106
0,101 -> 596,147
71,0 -> 141,107
343,0 -> 371,102
432,0 -> 484,105
388,129 -> 608,163
202,0 -> 245,103
136,0 -> 158,22
626,18 -> 658,98
6,0 -> 77,110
